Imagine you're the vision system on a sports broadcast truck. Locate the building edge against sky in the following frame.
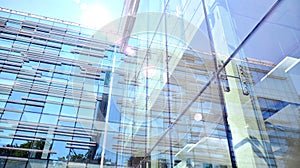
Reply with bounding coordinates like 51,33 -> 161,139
0,0 -> 299,168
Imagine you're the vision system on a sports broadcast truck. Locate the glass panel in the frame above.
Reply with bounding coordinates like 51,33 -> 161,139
40,114 -> 58,125
60,105 -> 77,117
5,160 -> 27,168
24,105 -> 43,113
68,149 -> 89,163
47,96 -> 63,103
2,111 -> 22,121
49,141 -> 69,160
10,139 -> 31,158
58,120 -> 75,128
43,103 -> 61,115
5,103 -> 24,111
9,13 -> 25,20
27,159 -> 47,168
47,160 -> 67,168
21,112 -> 40,122
9,91 -> 28,101
0,100 -> 6,109
0,72 -> 17,80
216,0 -> 300,167
75,120 -> 93,129
0,39 -> 13,48
0,1 -> 298,167
0,94 -> 9,100
77,108 -> 94,119
0,136 -> 13,147
0,158 -> 5,168
29,93 -> 46,100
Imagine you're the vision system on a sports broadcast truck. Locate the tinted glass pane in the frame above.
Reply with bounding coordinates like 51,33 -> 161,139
24,105 -> 43,113
49,141 -> 69,160
40,114 -> 58,125
43,103 -> 61,115
60,105 -> 77,117
2,111 -> 22,120
21,112 -> 40,122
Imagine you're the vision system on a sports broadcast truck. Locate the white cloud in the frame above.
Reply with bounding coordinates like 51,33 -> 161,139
79,3 -> 112,29
73,0 -> 81,4
80,3 -> 88,10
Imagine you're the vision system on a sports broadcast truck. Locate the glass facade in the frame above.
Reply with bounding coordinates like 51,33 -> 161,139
0,0 -> 299,168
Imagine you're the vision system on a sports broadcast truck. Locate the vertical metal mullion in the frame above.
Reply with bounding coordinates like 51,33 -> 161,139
201,0 -> 237,167
163,0 -> 173,166
100,45 -> 118,168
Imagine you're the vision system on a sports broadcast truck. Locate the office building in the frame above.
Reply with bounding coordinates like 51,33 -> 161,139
0,0 -> 299,167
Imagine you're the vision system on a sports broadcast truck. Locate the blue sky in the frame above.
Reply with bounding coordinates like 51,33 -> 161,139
0,0 -> 124,29
1,0 -> 299,63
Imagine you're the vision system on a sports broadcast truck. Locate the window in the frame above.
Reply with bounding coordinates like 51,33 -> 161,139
27,159 -> 47,167
40,62 -> 55,70
0,94 -> 8,100
25,16 -> 39,22
24,105 -> 43,113
0,71 -> 17,80
16,130 -> 35,137
55,64 -> 72,72
30,43 -> 45,51
75,120 -> 92,129
9,14 -> 25,20
63,98 -> 79,105
21,112 -> 40,122
6,20 -> 21,29
78,107 -> 94,119
29,93 -> 46,100
0,38 -> 13,48
40,114 -> 58,125
39,19 -> 53,26
47,96 -> 63,102
60,105 -> 77,117
53,73 -> 69,80
0,100 -> 6,108
49,140 -> 69,160
80,100 -> 96,108
5,160 -> 27,168
69,149 -> 89,163
43,103 -> 61,115
2,111 -> 22,121
5,103 -> 24,111
58,120 -> 75,128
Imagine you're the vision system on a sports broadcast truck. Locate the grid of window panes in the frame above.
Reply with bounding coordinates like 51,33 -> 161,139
0,0 -> 299,167
0,8 -> 233,168
0,8 -> 120,167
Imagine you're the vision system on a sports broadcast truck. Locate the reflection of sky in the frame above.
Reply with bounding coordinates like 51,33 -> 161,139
0,0 -> 124,29
227,0 -> 300,63
288,63 -> 300,95
1,0 -> 299,77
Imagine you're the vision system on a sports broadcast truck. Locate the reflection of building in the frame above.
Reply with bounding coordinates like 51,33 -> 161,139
220,56 -> 300,168
248,57 -> 300,168
0,1 -> 299,168
0,8 -> 118,167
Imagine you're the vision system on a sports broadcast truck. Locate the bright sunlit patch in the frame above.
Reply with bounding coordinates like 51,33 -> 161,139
124,46 -> 136,56
194,113 -> 202,121
176,5 -> 182,17
73,0 -> 80,4
143,66 -> 157,78
79,3 -> 112,29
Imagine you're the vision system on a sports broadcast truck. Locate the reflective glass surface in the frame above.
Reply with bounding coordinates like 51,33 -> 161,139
0,0 -> 299,167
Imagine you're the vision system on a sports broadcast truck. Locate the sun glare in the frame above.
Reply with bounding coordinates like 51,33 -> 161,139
79,3 -> 112,29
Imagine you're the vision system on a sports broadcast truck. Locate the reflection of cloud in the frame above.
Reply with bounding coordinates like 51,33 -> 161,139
80,3 -> 112,29
124,46 -> 136,56
73,0 -> 80,4
80,3 -> 88,10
